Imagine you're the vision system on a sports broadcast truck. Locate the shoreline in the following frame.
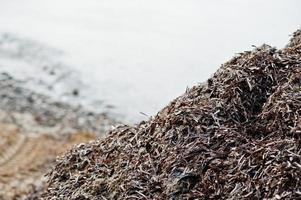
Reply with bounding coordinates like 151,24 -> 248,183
0,72 -> 118,199
0,72 -> 117,136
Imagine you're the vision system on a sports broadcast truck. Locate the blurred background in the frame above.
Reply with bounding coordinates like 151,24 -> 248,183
0,0 -> 300,123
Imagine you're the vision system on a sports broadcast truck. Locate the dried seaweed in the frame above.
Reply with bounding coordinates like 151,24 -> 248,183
39,30 -> 301,200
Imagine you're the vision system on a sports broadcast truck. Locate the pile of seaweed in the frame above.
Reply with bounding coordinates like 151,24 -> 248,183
40,31 -> 301,199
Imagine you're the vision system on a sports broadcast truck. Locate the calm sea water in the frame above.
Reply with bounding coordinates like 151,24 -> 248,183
0,0 -> 300,123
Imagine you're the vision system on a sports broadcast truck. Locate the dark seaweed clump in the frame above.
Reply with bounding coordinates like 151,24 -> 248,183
40,30 -> 301,200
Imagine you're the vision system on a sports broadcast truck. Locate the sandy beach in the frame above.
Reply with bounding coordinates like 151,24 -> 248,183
0,73 -> 116,199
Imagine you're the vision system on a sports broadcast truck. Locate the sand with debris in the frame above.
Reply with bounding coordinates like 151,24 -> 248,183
38,30 -> 301,199
0,76 -> 116,200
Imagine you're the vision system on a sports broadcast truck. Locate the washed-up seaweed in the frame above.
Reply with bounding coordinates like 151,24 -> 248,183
39,30 -> 301,200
